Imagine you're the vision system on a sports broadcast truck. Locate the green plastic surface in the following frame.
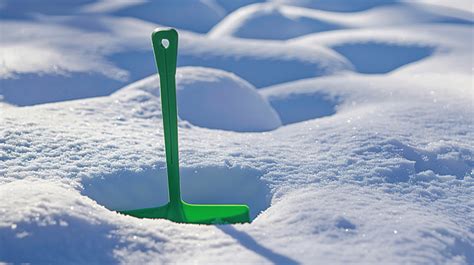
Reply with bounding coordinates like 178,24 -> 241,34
119,28 -> 250,224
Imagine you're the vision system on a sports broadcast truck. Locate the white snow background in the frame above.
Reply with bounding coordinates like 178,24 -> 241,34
1,0 -> 473,264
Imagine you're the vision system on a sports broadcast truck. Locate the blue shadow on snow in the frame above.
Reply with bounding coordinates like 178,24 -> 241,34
217,225 -> 300,265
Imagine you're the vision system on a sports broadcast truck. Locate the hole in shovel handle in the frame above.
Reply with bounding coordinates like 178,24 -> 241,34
161,39 -> 170,49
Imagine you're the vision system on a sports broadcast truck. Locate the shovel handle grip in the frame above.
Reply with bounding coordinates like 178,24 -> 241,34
152,29 -> 178,77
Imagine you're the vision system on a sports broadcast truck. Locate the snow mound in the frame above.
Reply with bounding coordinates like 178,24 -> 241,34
209,4 -> 344,40
210,3 -> 473,41
174,67 -> 282,132
0,180 -> 179,264
120,67 -> 282,132
0,181 -> 124,264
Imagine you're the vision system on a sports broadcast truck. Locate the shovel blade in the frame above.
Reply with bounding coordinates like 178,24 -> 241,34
119,204 -> 170,219
182,202 -> 250,224
119,202 -> 250,224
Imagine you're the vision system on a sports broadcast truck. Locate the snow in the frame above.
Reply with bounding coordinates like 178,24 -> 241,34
209,3 -> 473,40
173,67 -> 281,132
267,0 -> 398,12
121,66 -> 282,132
1,0 -> 473,264
0,16 -> 350,105
109,0 -> 227,33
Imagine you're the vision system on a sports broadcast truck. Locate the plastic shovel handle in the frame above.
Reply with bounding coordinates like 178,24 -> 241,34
151,29 -> 182,204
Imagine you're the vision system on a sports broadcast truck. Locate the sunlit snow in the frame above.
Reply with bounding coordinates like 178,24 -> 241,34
1,0 -> 473,264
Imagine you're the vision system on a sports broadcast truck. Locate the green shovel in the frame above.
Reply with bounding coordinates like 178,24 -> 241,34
119,28 -> 250,224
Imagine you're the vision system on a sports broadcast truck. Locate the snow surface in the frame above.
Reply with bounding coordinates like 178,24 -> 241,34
209,2 -> 473,40
1,0 -> 473,264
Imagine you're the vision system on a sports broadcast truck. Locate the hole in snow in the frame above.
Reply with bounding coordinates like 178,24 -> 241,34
332,42 -> 435,74
80,166 -> 271,219
161,39 -> 169,49
268,92 -> 339,125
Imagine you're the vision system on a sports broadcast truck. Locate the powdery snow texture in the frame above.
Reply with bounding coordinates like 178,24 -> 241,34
1,0 -> 473,264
